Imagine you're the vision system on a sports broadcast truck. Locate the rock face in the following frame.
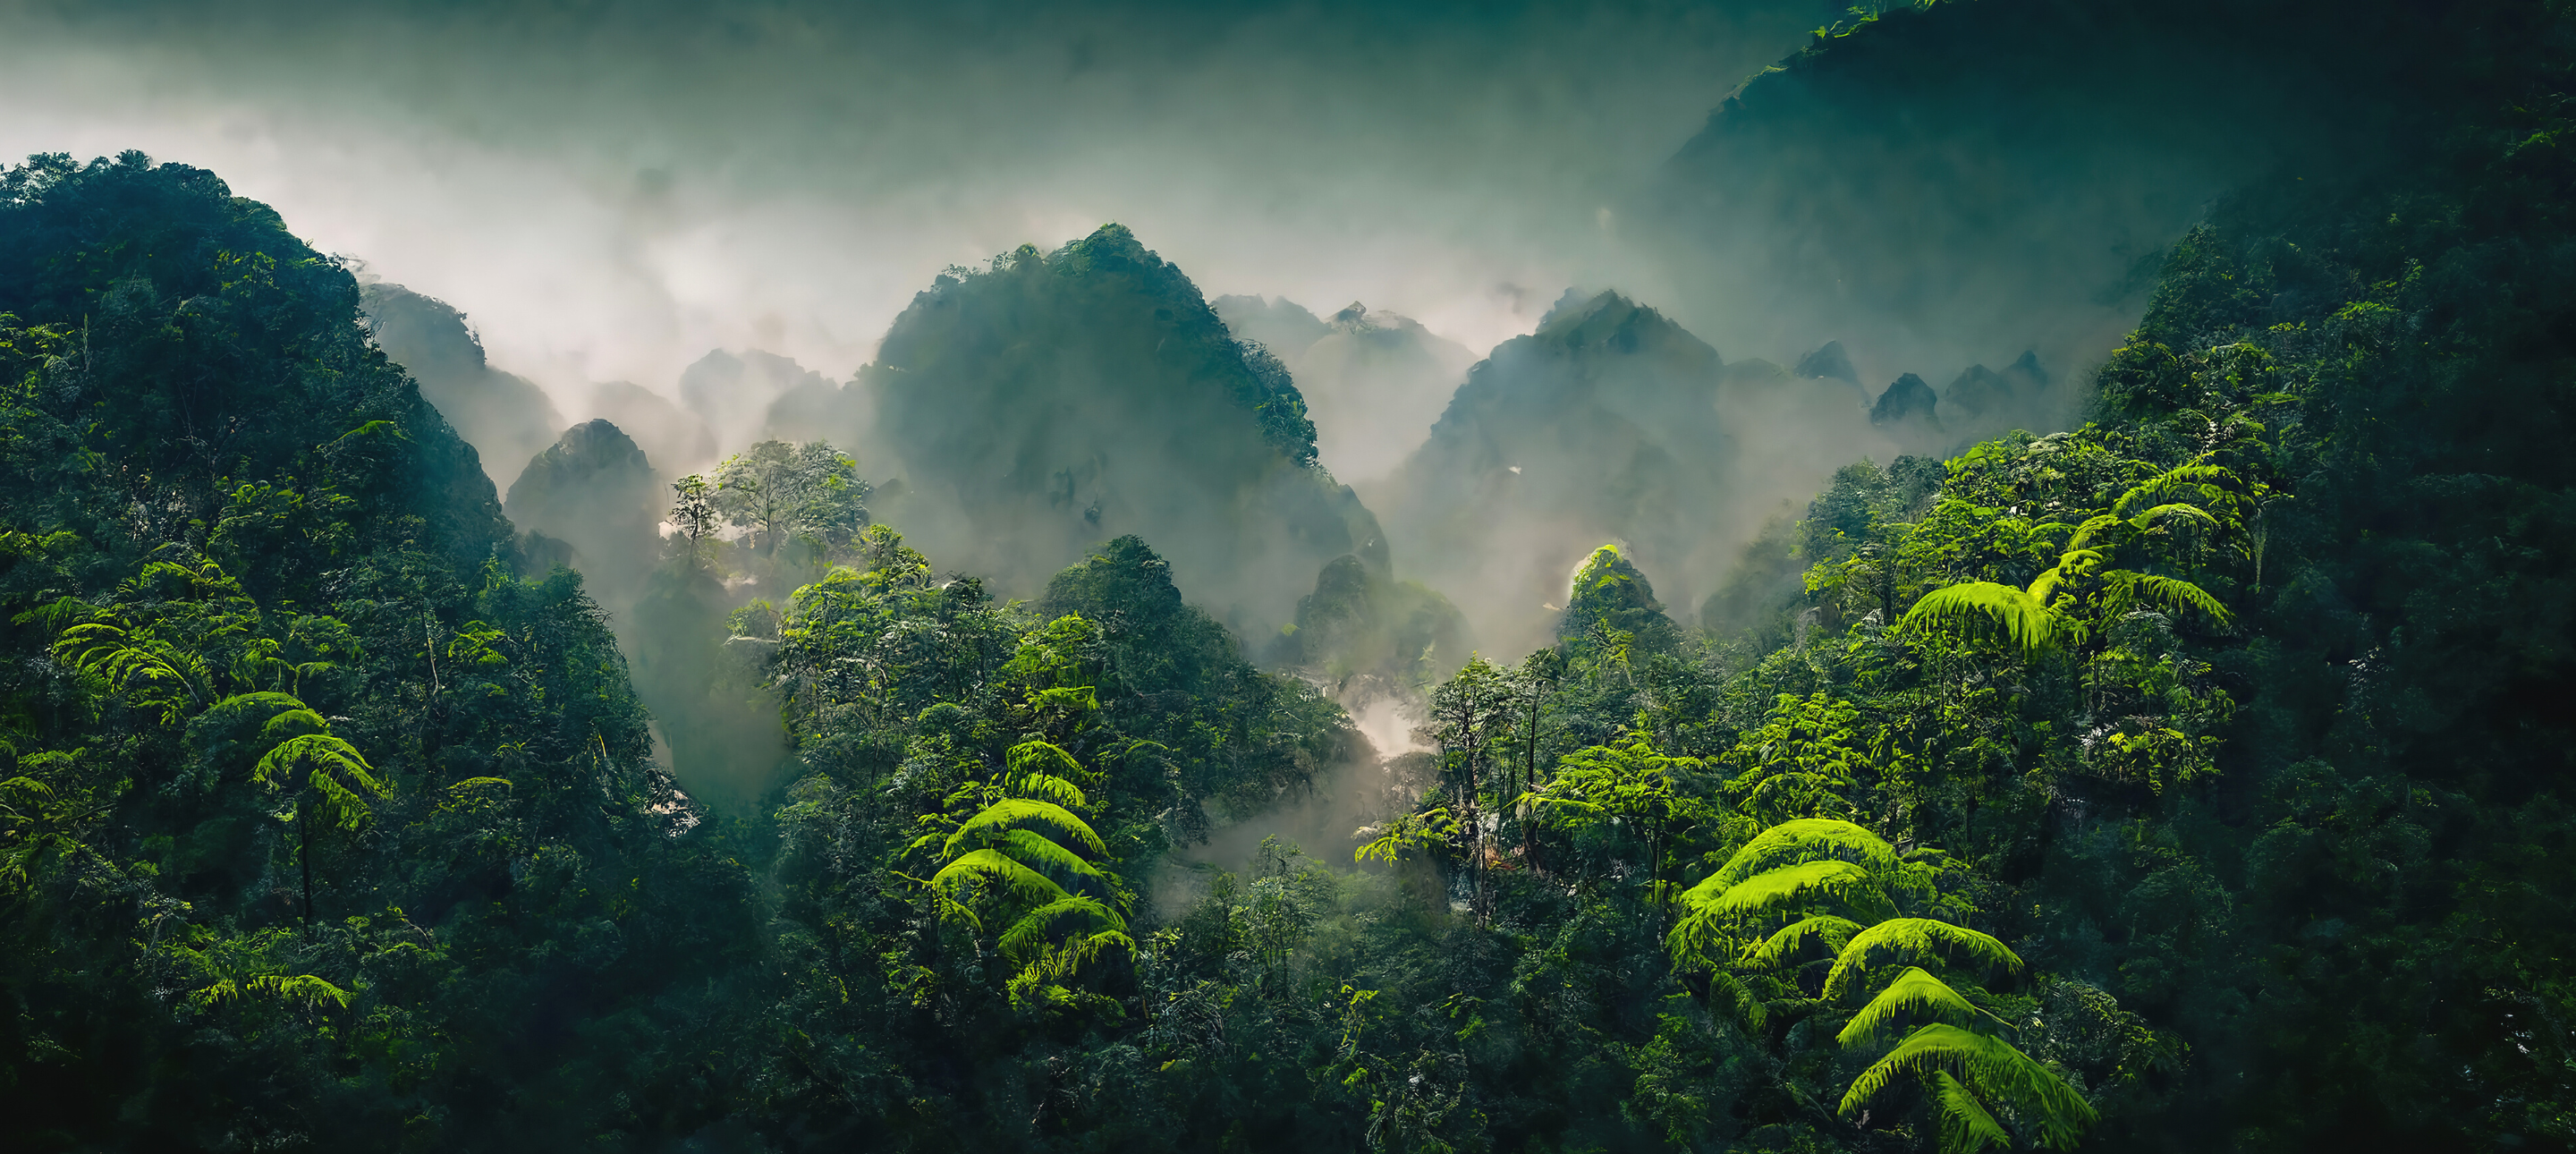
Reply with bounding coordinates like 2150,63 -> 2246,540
1371,290 -> 1736,652
860,225 -> 1385,635
1942,364 -> 2014,422
1213,295 -> 1476,485
1940,350 -> 2052,432
359,282 -> 565,487
503,419 -> 664,608
1794,339 -> 1860,384
1870,372 -> 1941,428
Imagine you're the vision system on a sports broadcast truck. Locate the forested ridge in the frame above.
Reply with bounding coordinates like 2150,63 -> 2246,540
4,1 -> 2575,1150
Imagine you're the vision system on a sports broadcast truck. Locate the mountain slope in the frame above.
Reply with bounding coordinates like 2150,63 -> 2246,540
1648,0 -> 2478,379
1371,291 -> 1739,649
358,280 -> 565,487
861,225 -> 1385,634
1213,295 -> 1475,483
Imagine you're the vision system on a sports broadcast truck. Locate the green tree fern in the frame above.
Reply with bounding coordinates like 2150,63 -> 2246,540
1669,819 -> 2095,1153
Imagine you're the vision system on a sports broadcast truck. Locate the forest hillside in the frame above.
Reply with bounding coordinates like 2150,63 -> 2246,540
2,1 -> 2573,1150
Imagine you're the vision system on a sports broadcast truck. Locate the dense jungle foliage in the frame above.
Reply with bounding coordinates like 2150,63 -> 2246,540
5,1 -> 2576,1150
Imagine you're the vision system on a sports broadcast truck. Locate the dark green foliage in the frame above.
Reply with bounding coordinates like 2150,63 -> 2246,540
10,0 -> 2576,1149
0,153 -> 512,581
0,155 -> 750,1151
1559,543 -> 1683,654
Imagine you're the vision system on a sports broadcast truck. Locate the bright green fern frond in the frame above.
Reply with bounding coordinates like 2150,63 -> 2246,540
943,797 -> 1106,859
1840,1024 -> 2097,1149
995,827 -> 1111,891
1708,859 -> 1884,919
2113,464 -> 2238,521
1703,818 -> 1902,893
1835,966 -> 1997,1048
253,734 -> 388,829
193,972 -> 354,1011
931,847 -> 1072,908
2124,502 -> 2219,534
2061,513 -> 2126,554
204,692 -> 310,724
1747,914 -> 1867,969
1929,1070 -> 2014,1154
258,709 -> 333,742
1005,741 -> 1091,806
1823,919 -> 2021,1000
1665,906 -> 1738,974
2025,549 -> 2103,608
1007,773 -> 1087,809
1902,581 -> 2077,658
998,895 -> 1127,963
2114,572 -> 2234,627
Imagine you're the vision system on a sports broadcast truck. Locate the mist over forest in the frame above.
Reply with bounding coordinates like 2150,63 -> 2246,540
3,1 -> 2572,1150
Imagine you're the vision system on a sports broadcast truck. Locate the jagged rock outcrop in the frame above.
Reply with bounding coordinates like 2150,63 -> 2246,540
1870,372 -> 1940,428
1794,339 -> 1860,384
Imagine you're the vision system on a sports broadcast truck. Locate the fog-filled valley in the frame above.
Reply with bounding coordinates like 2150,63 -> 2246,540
4,1 -> 2574,1150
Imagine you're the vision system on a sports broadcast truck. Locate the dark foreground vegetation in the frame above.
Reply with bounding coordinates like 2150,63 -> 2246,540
5,1 -> 2576,1150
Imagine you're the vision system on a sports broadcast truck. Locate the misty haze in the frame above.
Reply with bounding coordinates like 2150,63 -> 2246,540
0,1 -> 2568,1150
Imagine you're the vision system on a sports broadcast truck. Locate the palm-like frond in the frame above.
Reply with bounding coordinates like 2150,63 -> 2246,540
943,797 -> 1106,858
1354,807 -> 1454,865
995,827 -> 1112,894
203,692 -> 309,723
1701,818 -> 1902,894
1902,581 -> 2080,658
1746,914 -> 1866,968
2123,501 -> 2218,533
1822,919 -> 2021,999
53,618 -> 209,715
253,734 -> 389,829
998,895 -> 1127,962
2108,572 -> 2234,627
1929,1070 -> 2014,1154
2112,463 -> 2238,521
1707,971 -> 1768,1032
1665,906 -> 1735,973
1839,1024 -> 2095,1150
1007,772 -> 1087,809
194,972 -> 354,1011
930,847 -> 1072,907
1005,741 -> 1091,807
1835,966 -> 1998,1047
2060,514 -> 2126,555
258,708 -> 333,742
1707,860 -> 1885,920
2022,548 -> 2104,607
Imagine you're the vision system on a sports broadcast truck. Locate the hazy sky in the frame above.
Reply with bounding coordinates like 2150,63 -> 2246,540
0,0 -> 1828,398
